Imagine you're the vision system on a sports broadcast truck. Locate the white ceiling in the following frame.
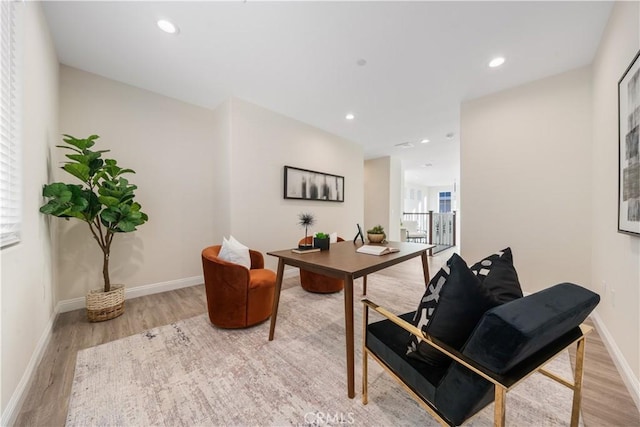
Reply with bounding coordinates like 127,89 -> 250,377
41,1 -> 612,186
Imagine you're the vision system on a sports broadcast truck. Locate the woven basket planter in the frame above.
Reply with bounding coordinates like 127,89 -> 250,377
86,285 -> 125,322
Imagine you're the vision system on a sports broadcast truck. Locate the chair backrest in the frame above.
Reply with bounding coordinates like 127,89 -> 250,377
201,245 -> 251,328
201,246 -> 251,290
202,245 -> 264,270
404,220 -> 418,232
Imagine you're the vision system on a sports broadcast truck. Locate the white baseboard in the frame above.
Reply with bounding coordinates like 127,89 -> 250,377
125,275 -> 203,300
590,310 -> 640,411
55,275 -> 205,313
1,309 -> 56,427
56,269 -> 300,313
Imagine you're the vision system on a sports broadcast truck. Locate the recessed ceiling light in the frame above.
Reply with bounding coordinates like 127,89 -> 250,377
421,163 -> 433,167
445,132 -> 455,140
345,113 -> 355,120
489,57 -> 505,68
157,19 -> 179,34
421,139 -> 430,144
356,58 -> 367,67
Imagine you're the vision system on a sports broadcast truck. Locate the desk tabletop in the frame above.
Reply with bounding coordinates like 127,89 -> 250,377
268,240 -> 434,279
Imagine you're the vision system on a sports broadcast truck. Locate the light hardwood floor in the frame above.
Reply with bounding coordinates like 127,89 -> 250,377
14,248 -> 640,426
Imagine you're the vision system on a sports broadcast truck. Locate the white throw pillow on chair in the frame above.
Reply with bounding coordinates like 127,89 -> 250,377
218,236 -> 251,269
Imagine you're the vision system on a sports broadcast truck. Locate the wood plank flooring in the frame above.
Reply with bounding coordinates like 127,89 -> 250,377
13,248 -> 640,426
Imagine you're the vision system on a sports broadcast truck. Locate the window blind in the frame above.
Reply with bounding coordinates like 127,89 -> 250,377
0,0 -> 21,248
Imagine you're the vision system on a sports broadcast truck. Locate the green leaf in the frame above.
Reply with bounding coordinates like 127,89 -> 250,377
42,182 -> 72,201
39,183 -> 91,218
88,158 -> 104,176
98,195 -> 120,207
115,219 -> 137,232
56,144 -> 82,154
62,134 -> 100,150
85,191 -> 101,220
62,163 -> 90,183
65,154 -> 86,163
100,207 -> 119,225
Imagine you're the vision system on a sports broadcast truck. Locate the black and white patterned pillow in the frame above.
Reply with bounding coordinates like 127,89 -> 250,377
406,263 -> 450,357
469,247 -> 523,303
406,253 -> 499,366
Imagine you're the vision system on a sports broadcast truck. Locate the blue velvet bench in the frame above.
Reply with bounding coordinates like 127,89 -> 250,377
362,282 -> 600,426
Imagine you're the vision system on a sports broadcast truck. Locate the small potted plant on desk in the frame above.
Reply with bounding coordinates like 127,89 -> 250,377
313,232 -> 330,251
367,225 -> 386,243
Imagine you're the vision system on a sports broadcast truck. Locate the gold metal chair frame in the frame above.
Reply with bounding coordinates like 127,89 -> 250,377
362,298 -> 592,427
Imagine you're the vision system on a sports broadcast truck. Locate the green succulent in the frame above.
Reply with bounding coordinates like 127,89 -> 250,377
367,225 -> 385,234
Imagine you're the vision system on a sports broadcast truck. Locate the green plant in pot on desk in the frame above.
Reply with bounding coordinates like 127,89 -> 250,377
39,134 -> 148,322
313,232 -> 330,251
367,225 -> 386,243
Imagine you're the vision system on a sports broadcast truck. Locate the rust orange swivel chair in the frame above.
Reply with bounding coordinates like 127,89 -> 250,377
201,245 -> 276,328
298,236 -> 345,293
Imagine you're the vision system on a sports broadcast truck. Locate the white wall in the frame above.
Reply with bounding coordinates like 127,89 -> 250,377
591,0 -> 640,394
460,66 -> 592,292
1,1 -> 58,419
388,157 -> 402,241
365,156 -> 402,241
461,5 -> 640,403
228,98 -> 364,270
56,75 -> 365,295
210,100 -> 232,242
57,66 -> 220,300
403,184 -> 429,213
403,184 -> 456,214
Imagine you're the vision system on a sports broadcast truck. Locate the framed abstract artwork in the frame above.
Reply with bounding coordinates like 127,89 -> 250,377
284,166 -> 344,202
618,49 -> 640,236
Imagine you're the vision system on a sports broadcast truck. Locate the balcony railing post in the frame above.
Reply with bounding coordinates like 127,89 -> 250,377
428,211 -> 433,246
452,210 -> 457,246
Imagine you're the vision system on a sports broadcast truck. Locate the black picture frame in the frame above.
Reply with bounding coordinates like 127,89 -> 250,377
618,49 -> 640,236
283,166 -> 344,202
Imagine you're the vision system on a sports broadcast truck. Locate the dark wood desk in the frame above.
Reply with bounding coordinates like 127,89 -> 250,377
267,240 -> 434,398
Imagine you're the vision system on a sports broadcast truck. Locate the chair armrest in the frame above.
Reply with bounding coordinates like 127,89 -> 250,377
362,298 -> 504,386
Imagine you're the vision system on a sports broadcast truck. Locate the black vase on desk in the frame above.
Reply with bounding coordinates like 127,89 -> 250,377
313,237 -> 330,251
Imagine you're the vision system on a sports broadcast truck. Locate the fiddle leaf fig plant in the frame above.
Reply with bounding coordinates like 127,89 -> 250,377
39,134 -> 148,292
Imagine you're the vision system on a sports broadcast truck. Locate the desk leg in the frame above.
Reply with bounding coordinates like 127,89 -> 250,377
421,251 -> 430,287
268,259 -> 285,341
344,275 -> 355,399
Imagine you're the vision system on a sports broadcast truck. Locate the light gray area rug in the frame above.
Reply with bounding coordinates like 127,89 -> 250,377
67,275 -> 580,426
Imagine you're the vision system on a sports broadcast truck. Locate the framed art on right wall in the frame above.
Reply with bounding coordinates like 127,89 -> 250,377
618,49 -> 640,236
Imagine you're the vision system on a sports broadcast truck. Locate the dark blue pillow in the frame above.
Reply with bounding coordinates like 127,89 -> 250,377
407,253 -> 500,366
